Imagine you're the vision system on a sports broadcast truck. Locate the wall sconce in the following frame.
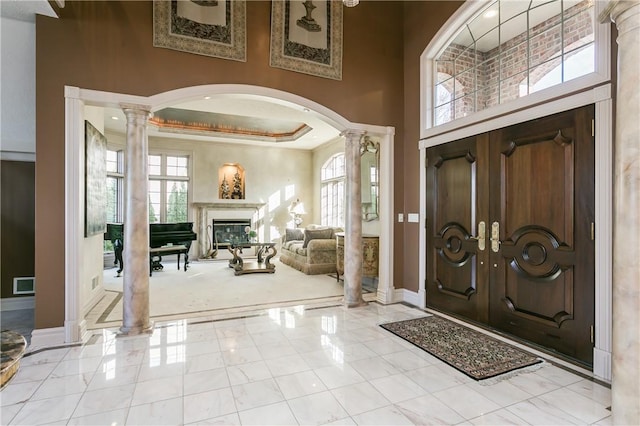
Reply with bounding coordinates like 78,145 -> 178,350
288,198 -> 306,228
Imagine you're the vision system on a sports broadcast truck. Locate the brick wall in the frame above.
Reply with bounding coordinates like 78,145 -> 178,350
436,0 -> 593,122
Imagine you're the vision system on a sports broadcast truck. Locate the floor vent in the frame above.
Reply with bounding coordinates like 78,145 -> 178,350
13,277 -> 35,295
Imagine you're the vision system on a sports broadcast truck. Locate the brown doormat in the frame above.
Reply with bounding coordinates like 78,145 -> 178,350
380,315 -> 542,380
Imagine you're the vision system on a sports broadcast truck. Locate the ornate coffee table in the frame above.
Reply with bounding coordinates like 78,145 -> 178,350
228,242 -> 277,275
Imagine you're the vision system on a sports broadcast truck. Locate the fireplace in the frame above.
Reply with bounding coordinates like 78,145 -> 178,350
213,219 -> 251,248
193,201 -> 266,258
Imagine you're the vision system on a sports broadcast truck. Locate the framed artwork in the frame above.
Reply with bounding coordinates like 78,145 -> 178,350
153,0 -> 246,62
270,0 -> 343,80
84,121 -> 107,237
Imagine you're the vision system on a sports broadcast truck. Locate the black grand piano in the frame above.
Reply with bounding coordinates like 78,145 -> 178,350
104,222 -> 197,276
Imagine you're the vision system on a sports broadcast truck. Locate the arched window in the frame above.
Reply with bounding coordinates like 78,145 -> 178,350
425,0 -> 605,130
435,72 -> 465,125
321,153 -> 345,227
520,41 -> 594,96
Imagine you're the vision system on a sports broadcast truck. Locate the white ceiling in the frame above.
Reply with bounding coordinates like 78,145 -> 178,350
105,94 -> 342,150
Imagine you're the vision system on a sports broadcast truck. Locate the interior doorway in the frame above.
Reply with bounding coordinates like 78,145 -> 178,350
425,105 -> 595,365
64,84 -> 395,343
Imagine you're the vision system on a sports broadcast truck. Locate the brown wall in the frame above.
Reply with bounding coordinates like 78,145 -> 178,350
401,1 -> 463,292
35,0 -> 406,328
34,0 -> 464,328
1,161 -> 35,299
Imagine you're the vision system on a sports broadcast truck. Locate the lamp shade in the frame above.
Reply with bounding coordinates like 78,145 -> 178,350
292,202 -> 306,215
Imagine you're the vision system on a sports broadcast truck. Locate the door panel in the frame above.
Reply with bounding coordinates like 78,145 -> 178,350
426,135 -> 489,323
490,106 -> 595,364
425,105 -> 595,365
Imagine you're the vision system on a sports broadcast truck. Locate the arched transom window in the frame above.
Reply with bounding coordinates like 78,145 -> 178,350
433,0 -> 595,126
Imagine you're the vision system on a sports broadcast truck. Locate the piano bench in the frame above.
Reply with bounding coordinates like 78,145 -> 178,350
149,244 -> 189,276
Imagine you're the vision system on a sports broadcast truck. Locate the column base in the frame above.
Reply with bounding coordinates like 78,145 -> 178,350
118,321 -> 154,336
343,298 -> 368,308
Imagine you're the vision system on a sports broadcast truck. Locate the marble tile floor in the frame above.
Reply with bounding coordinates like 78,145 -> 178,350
0,302 -> 612,425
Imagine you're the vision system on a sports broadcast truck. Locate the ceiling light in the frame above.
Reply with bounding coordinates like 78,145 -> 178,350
303,108 -> 310,112
111,116 -> 119,120
483,9 -> 497,18
204,96 -> 211,100
343,0 -> 359,7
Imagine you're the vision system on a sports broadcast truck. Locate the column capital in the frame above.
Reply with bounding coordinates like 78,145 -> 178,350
599,0 -> 640,27
121,104 -> 151,127
120,103 -> 151,116
340,129 -> 366,141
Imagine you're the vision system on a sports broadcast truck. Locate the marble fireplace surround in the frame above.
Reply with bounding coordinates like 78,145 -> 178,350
194,201 -> 266,258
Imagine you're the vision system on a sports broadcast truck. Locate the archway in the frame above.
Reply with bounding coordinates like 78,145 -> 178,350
63,84 -> 395,343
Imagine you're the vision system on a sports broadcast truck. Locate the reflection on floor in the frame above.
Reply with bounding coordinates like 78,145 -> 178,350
0,303 -> 612,425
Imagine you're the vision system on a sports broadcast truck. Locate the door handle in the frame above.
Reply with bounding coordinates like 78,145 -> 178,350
491,221 -> 500,252
468,221 -> 486,251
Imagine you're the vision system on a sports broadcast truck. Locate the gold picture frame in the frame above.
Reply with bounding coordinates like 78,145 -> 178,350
153,0 -> 246,62
270,0 -> 343,80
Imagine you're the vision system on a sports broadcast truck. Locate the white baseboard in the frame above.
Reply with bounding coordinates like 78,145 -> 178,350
29,326 -> 65,350
1,296 -> 34,311
401,288 -> 421,307
593,348 -> 612,383
65,318 -> 90,345
391,288 -> 403,303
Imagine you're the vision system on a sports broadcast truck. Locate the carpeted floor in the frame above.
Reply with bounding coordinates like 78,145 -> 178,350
85,257 -> 359,329
380,315 -> 542,380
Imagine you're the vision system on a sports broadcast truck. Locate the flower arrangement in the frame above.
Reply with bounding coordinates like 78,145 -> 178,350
244,226 -> 257,240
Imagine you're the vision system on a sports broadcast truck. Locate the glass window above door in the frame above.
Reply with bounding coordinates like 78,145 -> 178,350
434,0 -> 595,126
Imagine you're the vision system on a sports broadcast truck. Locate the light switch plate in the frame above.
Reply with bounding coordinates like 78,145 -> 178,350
408,213 -> 419,223
398,213 -> 404,222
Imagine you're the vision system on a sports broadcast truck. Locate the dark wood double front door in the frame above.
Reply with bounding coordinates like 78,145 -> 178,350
426,105 -> 595,365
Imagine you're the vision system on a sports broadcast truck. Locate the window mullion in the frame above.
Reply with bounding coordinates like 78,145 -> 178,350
427,0 -> 597,130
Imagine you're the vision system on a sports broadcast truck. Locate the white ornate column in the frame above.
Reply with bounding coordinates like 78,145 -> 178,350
343,130 -> 366,307
600,2 -> 640,423
120,104 -> 153,335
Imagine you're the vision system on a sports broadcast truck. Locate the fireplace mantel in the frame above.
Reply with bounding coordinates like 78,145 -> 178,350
193,201 -> 267,258
193,201 -> 266,210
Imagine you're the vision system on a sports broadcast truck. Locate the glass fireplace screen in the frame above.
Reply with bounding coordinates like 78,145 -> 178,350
212,219 -> 251,247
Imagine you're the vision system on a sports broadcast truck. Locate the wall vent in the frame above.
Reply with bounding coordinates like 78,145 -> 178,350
13,277 -> 35,295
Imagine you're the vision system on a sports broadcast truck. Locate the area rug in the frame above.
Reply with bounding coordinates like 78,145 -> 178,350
87,260 -> 350,329
380,315 -> 542,380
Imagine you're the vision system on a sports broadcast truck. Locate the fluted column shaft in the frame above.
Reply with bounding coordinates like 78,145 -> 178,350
600,2 -> 640,423
343,130 -> 366,307
121,104 -> 153,335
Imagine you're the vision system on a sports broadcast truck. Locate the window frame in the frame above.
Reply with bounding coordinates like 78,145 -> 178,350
420,0 -> 610,141
105,146 -> 192,225
106,148 -> 124,224
320,153 -> 346,227
148,152 -> 191,224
